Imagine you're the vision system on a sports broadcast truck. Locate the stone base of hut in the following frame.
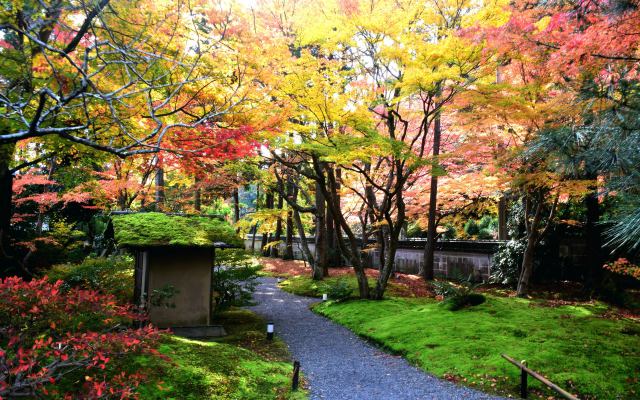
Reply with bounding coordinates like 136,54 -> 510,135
171,325 -> 227,338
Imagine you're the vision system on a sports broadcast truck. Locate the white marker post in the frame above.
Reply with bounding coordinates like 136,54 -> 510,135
266,322 -> 274,340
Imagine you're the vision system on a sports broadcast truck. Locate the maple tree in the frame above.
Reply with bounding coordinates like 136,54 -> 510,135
1,0 -> 271,271
460,0 -> 640,295
161,124 -> 260,212
261,0 -> 509,298
0,0 -> 252,154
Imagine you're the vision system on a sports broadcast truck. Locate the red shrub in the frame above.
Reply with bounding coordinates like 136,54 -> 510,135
0,277 -> 163,399
604,258 -> 640,281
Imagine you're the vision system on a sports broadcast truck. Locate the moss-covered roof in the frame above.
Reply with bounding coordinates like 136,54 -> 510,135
111,213 -> 243,248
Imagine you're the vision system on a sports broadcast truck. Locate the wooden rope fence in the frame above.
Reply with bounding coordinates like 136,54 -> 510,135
501,354 -> 579,400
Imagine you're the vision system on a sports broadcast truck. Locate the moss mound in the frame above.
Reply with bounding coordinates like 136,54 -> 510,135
112,213 -> 242,248
314,296 -> 640,399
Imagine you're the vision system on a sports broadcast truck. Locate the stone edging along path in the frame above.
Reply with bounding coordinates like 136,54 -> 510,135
248,277 -> 505,400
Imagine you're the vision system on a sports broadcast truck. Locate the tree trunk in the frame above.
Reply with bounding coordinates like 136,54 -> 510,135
232,188 -> 240,223
154,167 -> 165,210
326,200 -> 337,265
363,163 -> 384,271
0,168 -> 13,245
495,65 -> 508,240
423,113 -> 442,280
270,191 -> 283,258
0,144 -> 15,271
283,178 -> 294,260
293,209 -> 314,267
194,177 -> 201,212
373,227 -> 397,299
308,157 -> 368,296
326,167 -> 343,267
250,224 -> 258,253
313,181 -> 327,280
291,185 -> 315,270
583,190 -> 602,290
516,191 -> 556,297
498,196 -> 508,240
517,230 -> 538,296
262,192 -> 274,256
260,232 -> 269,256
320,161 -> 369,298
375,228 -> 385,272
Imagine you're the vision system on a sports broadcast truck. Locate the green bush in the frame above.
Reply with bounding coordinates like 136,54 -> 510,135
212,249 -> 261,314
478,215 -> 498,231
324,278 -> 353,302
432,280 -> 459,298
477,228 -> 494,239
443,293 -> 486,311
406,221 -> 426,238
463,216 -> 497,239
463,220 -> 480,236
433,274 -> 485,311
47,255 -> 134,302
490,239 -> 526,287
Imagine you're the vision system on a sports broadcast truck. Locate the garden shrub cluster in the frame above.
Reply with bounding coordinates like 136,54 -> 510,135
0,277 -> 162,398
325,279 -> 354,302
490,239 -> 526,287
432,275 -> 486,311
278,275 -> 361,300
47,255 -> 134,302
212,249 -> 261,314
604,258 -> 640,280
463,215 -> 497,239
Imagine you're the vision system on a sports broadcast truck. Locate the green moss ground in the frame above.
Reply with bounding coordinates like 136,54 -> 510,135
279,275 -> 409,298
313,296 -> 640,399
135,310 -> 307,400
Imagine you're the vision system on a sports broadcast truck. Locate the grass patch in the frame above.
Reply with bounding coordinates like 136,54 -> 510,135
213,309 -> 292,362
279,276 -> 358,298
313,296 -> 640,399
279,275 -> 408,298
136,309 -> 306,399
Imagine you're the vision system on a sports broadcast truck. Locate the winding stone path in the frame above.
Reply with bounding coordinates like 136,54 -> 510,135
248,277 -> 504,400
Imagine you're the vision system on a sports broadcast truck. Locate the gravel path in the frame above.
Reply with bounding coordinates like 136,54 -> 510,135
248,277 -> 504,400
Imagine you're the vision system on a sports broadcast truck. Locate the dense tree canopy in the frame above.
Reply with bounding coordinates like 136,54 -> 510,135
2,0 -> 639,293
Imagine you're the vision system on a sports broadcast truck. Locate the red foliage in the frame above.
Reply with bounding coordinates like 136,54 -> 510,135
167,124 -> 259,174
604,258 -> 640,281
488,0 -> 640,88
0,277 -> 163,399
11,174 -> 56,197
11,169 -> 96,222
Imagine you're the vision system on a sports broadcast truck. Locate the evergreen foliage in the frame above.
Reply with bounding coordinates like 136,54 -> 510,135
212,250 -> 261,314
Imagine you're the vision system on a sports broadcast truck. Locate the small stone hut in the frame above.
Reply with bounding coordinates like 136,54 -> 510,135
110,212 -> 242,332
